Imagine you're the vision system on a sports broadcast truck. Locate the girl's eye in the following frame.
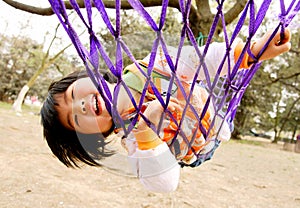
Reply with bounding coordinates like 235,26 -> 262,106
71,89 -> 74,99
74,115 -> 80,127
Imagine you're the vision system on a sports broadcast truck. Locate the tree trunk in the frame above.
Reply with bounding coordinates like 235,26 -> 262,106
12,62 -> 49,112
12,85 -> 30,112
275,96 -> 300,143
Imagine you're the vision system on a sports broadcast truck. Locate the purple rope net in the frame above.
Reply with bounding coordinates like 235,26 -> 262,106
48,0 -> 299,165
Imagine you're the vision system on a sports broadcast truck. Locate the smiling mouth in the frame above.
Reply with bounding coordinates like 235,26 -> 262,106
93,94 -> 102,116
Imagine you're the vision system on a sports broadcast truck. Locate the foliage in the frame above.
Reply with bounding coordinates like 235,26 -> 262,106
0,33 -> 72,102
233,28 -> 300,142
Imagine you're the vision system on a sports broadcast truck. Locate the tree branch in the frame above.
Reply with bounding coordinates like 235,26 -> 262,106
290,49 -> 300,55
2,0 -> 55,15
2,0 -> 183,16
224,0 -> 248,25
196,0 -> 212,18
279,80 -> 300,93
257,71 -> 300,87
271,72 -> 300,84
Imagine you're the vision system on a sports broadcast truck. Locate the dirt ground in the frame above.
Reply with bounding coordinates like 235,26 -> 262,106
1,106 -> 300,208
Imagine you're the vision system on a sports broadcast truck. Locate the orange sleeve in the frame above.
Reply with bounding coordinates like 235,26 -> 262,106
133,128 -> 163,150
234,41 -> 251,69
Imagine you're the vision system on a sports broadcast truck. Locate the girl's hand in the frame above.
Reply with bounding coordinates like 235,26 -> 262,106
249,28 -> 291,63
133,98 -> 182,150
137,97 -> 182,131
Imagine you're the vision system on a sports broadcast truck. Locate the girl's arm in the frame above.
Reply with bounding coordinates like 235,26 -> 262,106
225,29 -> 291,75
141,29 -> 291,82
157,29 -> 291,81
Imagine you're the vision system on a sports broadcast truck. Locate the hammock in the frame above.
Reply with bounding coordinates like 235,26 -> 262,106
48,0 -> 300,167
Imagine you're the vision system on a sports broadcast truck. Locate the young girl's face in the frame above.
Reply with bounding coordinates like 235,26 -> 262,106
55,77 -> 113,134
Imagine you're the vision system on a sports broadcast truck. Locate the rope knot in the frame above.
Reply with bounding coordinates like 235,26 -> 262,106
156,30 -> 162,38
278,14 -> 287,25
184,18 -> 189,25
88,28 -> 94,36
115,36 -> 122,42
216,4 -> 223,12
226,46 -> 232,53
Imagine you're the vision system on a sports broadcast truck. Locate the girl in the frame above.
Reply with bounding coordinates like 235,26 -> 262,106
41,29 -> 291,192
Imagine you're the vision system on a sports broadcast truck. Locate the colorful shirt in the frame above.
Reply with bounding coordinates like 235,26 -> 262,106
123,64 -> 218,165
122,40 -> 251,192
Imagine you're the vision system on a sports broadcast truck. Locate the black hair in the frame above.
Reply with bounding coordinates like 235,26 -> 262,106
40,70 -> 116,168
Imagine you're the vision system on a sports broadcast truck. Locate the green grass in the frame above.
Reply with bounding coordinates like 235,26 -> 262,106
0,101 -> 12,110
0,101 -> 41,114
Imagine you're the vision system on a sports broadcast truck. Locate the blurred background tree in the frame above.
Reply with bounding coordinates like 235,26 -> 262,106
232,25 -> 300,142
0,31 -> 76,106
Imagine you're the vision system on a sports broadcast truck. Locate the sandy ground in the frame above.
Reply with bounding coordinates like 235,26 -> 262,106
1,106 -> 300,208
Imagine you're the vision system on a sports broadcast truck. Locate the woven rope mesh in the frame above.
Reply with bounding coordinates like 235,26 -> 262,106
49,0 -> 299,165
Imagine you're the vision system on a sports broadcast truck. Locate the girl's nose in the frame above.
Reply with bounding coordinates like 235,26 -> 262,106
80,99 -> 87,114
74,98 -> 87,114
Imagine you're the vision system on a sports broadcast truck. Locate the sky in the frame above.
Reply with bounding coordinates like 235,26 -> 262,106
0,0 -> 88,56
0,1 -> 60,43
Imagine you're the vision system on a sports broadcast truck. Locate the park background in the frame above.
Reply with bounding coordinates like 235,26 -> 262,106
0,0 -> 300,207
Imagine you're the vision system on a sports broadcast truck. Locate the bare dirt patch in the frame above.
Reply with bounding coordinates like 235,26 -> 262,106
1,106 -> 299,208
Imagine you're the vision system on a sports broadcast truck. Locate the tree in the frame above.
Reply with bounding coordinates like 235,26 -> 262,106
0,35 -> 44,102
2,0 -> 247,37
12,24 -> 73,112
232,27 -> 300,141
0,30 -> 76,106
